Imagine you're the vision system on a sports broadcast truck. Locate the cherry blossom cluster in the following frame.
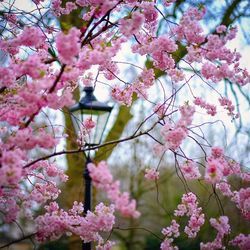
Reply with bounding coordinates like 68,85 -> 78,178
230,233 -> 250,250
111,68 -> 155,105
200,216 -> 230,250
232,187 -> 250,221
88,161 -> 140,218
35,201 -> 115,247
205,147 -> 241,184
180,160 -> 201,180
161,104 -> 195,150
174,192 -> 205,238
194,97 -> 217,116
144,168 -> 160,181
160,220 -> 180,250
161,193 -> 204,249
219,97 -> 238,119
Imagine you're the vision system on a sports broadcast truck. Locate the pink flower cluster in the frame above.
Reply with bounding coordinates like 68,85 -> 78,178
8,127 -> 57,150
132,33 -> 177,71
175,7 -> 250,87
56,27 -> 81,65
161,192 -> 204,249
199,28 -> 250,86
111,85 -> 134,106
200,216 -> 230,250
161,104 -> 195,150
219,97 -> 237,118
205,147 -> 241,184
144,168 -> 160,180
51,0 -> 77,16
16,26 -> 46,48
111,68 -> 155,104
232,188 -> 250,221
168,68 -> 185,83
35,201 -> 115,245
194,97 -> 217,116
88,161 -> 140,218
216,182 -> 233,197
173,7 -> 206,44
120,12 -> 145,38
174,192 -> 205,238
180,160 -> 201,180
161,220 -> 180,250
230,234 -> 250,250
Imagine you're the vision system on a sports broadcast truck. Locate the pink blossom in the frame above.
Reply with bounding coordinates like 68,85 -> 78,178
56,28 -> 81,64
141,2 -> 158,23
88,161 -> 140,218
168,68 -> 185,83
216,182 -> 233,197
184,208 -> 205,238
17,26 -> 45,48
211,147 -> 224,158
35,202 -> 115,243
194,97 -> 217,116
154,103 -> 168,118
111,86 -> 133,106
139,68 -> 155,87
205,159 -> 223,184
216,25 -> 227,34
96,241 -> 116,250
200,216 -> 230,250
173,7 -> 205,44
174,192 -> 205,237
162,220 -> 180,238
233,188 -> 250,220
160,238 -> 178,250
120,12 -> 145,37
161,104 -> 195,150
88,161 -> 113,190
83,117 -> 96,130
144,168 -> 160,180
180,160 -> 201,180
0,67 -> 16,88
230,234 -> 250,250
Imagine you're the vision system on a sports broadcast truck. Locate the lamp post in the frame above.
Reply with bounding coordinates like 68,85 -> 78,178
69,86 -> 113,250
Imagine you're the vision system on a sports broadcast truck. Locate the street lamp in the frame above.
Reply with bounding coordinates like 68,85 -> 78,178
69,86 -> 113,250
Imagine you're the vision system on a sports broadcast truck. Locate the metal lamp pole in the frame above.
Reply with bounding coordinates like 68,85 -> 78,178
83,154 -> 92,250
69,86 -> 113,250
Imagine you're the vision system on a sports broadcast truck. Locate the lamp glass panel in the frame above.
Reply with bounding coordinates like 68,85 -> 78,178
71,109 -> 110,145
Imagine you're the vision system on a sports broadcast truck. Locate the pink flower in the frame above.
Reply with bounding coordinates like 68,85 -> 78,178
205,159 -> 223,184
162,220 -> 180,238
83,118 -> 96,130
56,27 -> 80,64
145,168 -> 160,180
168,68 -> 185,83
200,216 -> 230,250
17,26 -> 45,48
160,237 -> 178,250
174,193 -> 205,238
141,2 -> 158,23
216,182 -> 233,197
88,161 -> 140,218
180,161 -> 201,180
230,234 -> 250,250
120,12 -> 145,37
216,25 -> 227,34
